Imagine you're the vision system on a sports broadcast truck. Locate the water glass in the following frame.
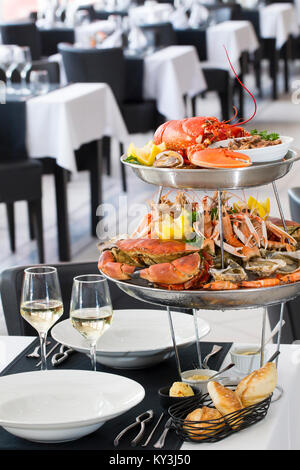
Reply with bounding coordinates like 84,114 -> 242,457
70,275 -> 113,371
20,267 -> 63,371
16,46 -> 32,94
30,70 -> 50,95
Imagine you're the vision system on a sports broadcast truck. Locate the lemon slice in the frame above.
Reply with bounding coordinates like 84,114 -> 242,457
248,196 -> 270,219
127,141 -> 166,166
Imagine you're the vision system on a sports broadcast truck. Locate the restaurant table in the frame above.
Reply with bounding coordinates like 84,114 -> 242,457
128,3 -> 174,26
53,45 -> 207,120
74,19 -> 116,46
0,336 -> 299,450
25,83 -> 128,261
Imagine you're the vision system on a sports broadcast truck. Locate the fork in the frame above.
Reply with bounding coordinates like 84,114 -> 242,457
26,341 -> 51,358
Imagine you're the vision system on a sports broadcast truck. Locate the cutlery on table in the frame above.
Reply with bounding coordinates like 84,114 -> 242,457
153,417 -> 172,449
202,345 -> 223,369
51,344 -> 74,366
114,410 -> 154,447
207,362 -> 235,381
35,342 -> 60,368
26,341 -> 51,358
267,350 -> 280,363
141,412 -> 164,447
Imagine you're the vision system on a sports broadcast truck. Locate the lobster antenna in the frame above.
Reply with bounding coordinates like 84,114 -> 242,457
223,45 -> 257,126
222,105 -> 238,124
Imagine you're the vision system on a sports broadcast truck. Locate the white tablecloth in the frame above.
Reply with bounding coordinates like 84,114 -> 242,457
295,0 -> 300,25
75,20 -> 116,46
206,20 -> 259,74
129,3 -> 174,26
0,337 -> 299,450
143,45 -> 207,120
26,83 -> 128,173
259,3 -> 299,49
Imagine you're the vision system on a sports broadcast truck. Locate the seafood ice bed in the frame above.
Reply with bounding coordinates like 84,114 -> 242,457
98,192 -> 300,296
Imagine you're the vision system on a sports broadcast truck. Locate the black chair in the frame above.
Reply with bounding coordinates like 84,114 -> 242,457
0,262 -> 159,336
0,102 -> 44,262
28,60 -> 60,83
175,28 -> 233,121
58,44 -> 162,192
288,188 -> 300,223
0,22 -> 42,60
39,27 -> 75,57
140,22 -> 177,48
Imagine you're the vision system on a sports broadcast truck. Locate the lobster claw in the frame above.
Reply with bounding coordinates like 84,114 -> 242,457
187,148 -> 251,169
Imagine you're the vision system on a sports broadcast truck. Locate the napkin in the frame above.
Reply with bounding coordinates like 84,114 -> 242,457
100,29 -> 123,48
189,4 -> 209,28
171,7 -> 190,29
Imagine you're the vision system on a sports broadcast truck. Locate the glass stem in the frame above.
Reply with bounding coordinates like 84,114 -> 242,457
21,71 -> 27,90
5,70 -> 12,89
90,343 -> 97,371
39,332 -> 48,371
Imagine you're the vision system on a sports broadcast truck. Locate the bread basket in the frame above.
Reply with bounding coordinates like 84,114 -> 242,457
169,391 -> 272,443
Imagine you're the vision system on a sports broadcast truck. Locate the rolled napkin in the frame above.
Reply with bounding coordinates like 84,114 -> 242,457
188,4 -> 209,28
100,29 -> 123,48
170,7 -> 189,29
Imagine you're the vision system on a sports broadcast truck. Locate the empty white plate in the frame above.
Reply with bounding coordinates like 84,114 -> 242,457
51,309 -> 210,369
0,370 -> 144,443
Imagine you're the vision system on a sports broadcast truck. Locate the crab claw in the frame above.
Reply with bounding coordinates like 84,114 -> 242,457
139,252 -> 201,285
187,148 -> 251,169
98,251 -> 135,280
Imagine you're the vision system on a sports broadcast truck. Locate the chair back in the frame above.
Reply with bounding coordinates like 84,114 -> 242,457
0,262 -> 156,336
175,28 -> 207,61
140,22 -> 176,48
0,22 -> 42,60
0,102 -> 27,161
58,44 -> 125,102
40,28 -> 74,56
29,60 -> 60,83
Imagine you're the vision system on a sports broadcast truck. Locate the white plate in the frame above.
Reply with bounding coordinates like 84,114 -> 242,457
0,370 -> 144,443
210,136 -> 294,162
51,309 -> 210,369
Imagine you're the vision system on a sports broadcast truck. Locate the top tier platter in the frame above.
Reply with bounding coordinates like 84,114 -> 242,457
121,149 -> 299,190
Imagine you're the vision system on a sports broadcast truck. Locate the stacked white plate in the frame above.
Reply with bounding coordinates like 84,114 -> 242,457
51,309 -> 210,369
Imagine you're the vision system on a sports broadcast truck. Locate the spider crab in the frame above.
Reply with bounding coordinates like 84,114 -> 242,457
98,239 -> 212,290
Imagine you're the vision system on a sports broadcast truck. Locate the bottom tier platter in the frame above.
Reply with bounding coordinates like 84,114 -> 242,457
103,275 -> 300,310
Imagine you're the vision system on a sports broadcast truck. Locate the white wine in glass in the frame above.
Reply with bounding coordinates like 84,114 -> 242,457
20,267 -> 63,370
70,275 -> 113,371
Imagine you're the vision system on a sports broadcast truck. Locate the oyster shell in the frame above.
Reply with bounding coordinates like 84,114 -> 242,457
245,257 -> 286,276
210,261 -> 247,282
268,251 -> 300,273
153,151 -> 184,168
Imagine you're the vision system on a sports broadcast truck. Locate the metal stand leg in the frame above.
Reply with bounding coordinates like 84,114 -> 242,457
156,186 -> 163,204
272,181 -> 288,233
260,307 -> 267,367
217,190 -> 225,269
166,307 -> 182,379
193,309 -> 202,369
275,302 -> 285,368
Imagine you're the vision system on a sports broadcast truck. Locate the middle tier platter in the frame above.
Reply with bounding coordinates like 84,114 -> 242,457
121,149 -> 299,190
102,273 -> 300,311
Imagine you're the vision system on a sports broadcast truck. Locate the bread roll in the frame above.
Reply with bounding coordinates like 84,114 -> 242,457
184,406 -> 224,440
207,381 -> 243,416
236,362 -> 277,407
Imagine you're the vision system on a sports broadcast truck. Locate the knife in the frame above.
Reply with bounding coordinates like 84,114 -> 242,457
153,417 -> 172,449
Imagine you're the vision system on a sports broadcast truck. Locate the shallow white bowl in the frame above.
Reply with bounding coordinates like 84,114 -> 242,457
51,309 -> 210,369
230,344 -> 270,375
210,136 -> 294,162
181,369 -> 218,394
0,370 -> 144,443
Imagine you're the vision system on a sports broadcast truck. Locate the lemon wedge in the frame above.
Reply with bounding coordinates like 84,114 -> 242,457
127,141 -> 166,166
154,209 -> 194,241
248,196 -> 270,219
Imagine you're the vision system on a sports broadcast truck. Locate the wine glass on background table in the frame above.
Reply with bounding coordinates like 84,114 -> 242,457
70,275 -> 113,371
20,267 -> 64,370
16,46 -> 32,95
0,45 -> 18,94
30,70 -> 50,95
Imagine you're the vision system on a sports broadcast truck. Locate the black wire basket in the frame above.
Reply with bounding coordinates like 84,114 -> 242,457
169,392 -> 272,443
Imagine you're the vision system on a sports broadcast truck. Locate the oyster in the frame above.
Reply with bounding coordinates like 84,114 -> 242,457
268,251 -> 300,273
210,261 -> 247,282
245,257 -> 286,276
153,151 -> 184,168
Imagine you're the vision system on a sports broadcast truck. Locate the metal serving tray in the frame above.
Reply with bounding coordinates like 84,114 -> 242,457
121,149 -> 300,190
103,274 -> 300,310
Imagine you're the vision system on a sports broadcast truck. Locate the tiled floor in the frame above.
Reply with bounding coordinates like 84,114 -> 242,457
1,61 -> 300,341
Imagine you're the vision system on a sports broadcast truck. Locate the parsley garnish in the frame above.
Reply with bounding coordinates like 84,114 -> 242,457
124,155 -> 143,165
250,129 -> 280,141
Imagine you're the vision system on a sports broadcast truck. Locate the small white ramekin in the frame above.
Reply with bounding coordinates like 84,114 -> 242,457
181,369 -> 218,394
230,344 -> 269,375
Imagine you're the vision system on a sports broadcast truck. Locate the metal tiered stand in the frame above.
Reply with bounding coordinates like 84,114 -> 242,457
106,149 -> 300,383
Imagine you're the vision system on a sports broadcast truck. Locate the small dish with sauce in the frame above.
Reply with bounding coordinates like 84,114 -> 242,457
230,344 -> 270,374
181,369 -> 218,394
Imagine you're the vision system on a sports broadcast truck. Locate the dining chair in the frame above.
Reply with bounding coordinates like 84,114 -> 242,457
0,22 -> 42,60
140,22 -> 177,48
39,27 -> 75,57
0,262 -> 161,336
175,28 -> 233,121
0,102 -> 44,263
58,44 -> 162,193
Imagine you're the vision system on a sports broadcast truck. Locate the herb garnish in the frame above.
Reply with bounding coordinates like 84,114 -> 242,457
250,129 -> 280,141
124,155 -> 143,165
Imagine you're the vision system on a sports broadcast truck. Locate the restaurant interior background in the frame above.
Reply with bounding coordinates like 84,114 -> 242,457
0,0 -> 299,342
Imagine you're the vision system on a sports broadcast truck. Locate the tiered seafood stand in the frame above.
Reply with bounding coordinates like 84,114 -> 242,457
106,149 -> 300,385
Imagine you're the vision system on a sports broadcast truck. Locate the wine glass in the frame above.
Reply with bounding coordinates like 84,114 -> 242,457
15,46 -> 32,95
30,70 -> 50,95
20,267 -> 63,371
70,275 -> 113,371
0,45 -> 18,94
